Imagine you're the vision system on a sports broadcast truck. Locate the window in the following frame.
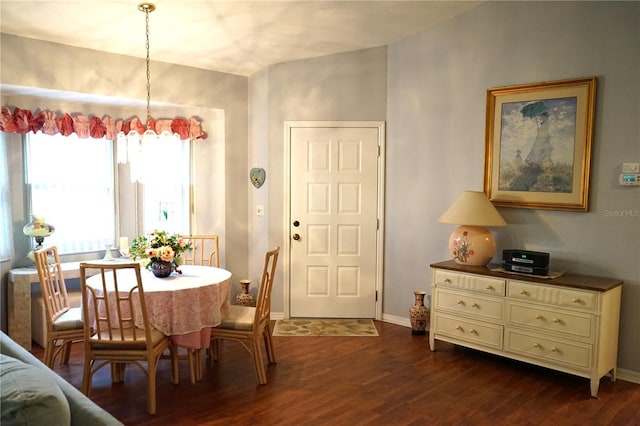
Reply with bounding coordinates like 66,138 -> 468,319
25,133 -> 115,254
140,137 -> 191,234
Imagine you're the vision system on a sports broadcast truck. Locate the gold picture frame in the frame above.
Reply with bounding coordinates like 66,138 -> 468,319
483,77 -> 596,211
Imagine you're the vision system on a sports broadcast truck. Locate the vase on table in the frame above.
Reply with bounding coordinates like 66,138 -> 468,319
409,290 -> 429,335
151,261 -> 173,278
235,279 -> 255,306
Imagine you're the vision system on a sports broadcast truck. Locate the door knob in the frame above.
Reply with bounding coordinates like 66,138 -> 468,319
292,233 -> 301,241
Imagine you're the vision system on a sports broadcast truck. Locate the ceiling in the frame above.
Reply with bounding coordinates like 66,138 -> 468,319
0,1 -> 483,77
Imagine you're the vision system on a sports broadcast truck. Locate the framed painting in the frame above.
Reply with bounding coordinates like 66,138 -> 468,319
483,77 -> 596,211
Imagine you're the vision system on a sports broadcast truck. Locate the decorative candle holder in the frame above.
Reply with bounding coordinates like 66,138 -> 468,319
103,243 -> 114,260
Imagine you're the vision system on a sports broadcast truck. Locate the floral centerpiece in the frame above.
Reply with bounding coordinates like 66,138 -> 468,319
129,230 -> 192,278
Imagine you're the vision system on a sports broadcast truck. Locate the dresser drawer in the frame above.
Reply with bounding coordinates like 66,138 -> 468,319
434,270 -> 506,296
435,289 -> 504,321
506,302 -> 594,340
507,281 -> 597,312
434,313 -> 503,350
505,328 -> 592,371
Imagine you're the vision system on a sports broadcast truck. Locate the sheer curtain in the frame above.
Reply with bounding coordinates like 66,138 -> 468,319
25,133 -> 115,254
0,133 -> 13,261
142,136 -> 191,234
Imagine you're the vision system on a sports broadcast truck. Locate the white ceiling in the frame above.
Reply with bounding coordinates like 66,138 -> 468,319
0,1 -> 482,76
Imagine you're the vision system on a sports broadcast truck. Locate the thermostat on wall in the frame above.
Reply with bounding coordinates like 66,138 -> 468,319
619,173 -> 640,186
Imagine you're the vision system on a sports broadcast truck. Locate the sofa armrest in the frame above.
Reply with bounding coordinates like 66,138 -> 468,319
1,331 -> 123,426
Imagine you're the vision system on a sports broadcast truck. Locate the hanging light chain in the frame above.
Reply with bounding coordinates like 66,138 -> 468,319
138,3 -> 155,130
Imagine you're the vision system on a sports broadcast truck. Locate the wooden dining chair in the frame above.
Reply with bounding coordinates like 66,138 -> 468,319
79,262 -> 178,415
178,234 -> 220,381
210,246 -> 280,385
180,234 -> 219,267
33,246 -> 85,369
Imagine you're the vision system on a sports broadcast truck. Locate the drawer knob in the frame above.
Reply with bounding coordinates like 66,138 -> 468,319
485,285 -> 494,291
552,318 -> 561,324
572,298 -> 582,304
455,325 -> 463,331
444,278 -> 452,283
535,315 -> 543,320
457,300 -> 465,305
470,328 -> 478,335
534,343 -> 542,349
551,347 -> 559,353
472,303 -> 480,309
520,290 -> 529,296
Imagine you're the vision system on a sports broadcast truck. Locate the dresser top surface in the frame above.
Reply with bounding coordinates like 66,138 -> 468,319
431,260 -> 623,292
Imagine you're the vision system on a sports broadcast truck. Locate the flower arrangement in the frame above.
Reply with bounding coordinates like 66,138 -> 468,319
129,230 -> 192,275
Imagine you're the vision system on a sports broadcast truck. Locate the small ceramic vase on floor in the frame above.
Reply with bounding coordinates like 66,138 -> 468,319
235,279 -> 255,306
409,290 -> 429,335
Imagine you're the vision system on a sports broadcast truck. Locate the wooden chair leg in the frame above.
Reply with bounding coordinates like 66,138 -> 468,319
61,341 -> 72,365
194,349 -> 203,381
170,344 -> 179,385
81,357 -> 92,396
44,340 -> 55,368
111,362 -> 126,383
263,328 -> 276,364
210,339 -> 220,363
251,340 -> 267,385
148,360 -> 157,415
187,350 -> 197,384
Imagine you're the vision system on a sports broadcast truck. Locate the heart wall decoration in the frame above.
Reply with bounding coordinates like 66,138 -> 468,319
250,167 -> 266,188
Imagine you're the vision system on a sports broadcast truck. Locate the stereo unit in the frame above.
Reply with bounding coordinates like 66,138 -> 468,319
502,249 -> 550,275
502,263 -> 549,276
502,249 -> 550,268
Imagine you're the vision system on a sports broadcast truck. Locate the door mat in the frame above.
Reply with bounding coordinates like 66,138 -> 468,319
273,319 -> 379,337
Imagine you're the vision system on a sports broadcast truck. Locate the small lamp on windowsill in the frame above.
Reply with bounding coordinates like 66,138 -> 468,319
438,191 -> 506,266
23,214 -> 55,263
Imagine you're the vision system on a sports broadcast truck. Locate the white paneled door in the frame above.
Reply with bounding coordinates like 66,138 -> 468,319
287,122 -> 384,318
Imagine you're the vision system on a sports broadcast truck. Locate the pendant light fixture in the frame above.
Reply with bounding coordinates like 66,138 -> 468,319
118,2 -> 180,182
139,2 -> 157,140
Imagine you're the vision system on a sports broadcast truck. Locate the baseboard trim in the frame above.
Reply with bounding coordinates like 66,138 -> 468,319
617,368 -> 640,384
381,313 -> 410,328
271,311 -> 286,320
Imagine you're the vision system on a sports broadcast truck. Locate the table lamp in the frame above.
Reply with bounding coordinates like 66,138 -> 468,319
23,214 -> 55,251
438,191 -> 506,266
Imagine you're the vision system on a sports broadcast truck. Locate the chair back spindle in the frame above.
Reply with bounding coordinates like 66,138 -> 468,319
254,248 -> 279,326
180,235 -> 219,267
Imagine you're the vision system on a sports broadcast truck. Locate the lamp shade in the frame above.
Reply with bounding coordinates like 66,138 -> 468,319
22,215 -> 55,239
438,191 -> 506,266
438,191 -> 506,227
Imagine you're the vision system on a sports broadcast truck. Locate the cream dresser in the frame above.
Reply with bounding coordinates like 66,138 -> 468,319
429,260 -> 622,397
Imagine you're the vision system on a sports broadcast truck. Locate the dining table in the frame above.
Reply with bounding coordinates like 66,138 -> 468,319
84,262 -> 232,381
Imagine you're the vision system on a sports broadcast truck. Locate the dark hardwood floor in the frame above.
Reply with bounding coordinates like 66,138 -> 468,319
32,321 -> 640,425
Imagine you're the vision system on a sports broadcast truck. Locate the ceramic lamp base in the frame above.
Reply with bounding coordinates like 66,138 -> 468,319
448,225 -> 496,266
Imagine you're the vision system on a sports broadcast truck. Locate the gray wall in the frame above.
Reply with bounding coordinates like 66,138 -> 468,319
386,1 -> 639,373
247,47 -> 389,308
